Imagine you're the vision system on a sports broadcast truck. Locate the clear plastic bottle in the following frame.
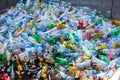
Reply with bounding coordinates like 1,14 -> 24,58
76,60 -> 92,69
92,56 -> 108,69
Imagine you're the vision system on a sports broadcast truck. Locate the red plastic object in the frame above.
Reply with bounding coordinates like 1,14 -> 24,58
111,20 -> 116,24
85,31 -> 91,40
2,73 -> 10,80
108,54 -> 113,60
78,20 -> 83,27
94,28 -> 98,33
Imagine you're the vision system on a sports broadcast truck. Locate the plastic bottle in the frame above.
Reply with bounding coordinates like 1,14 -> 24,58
78,19 -> 83,28
85,31 -> 91,40
75,60 -> 92,69
116,57 -> 120,67
32,34 -> 42,43
111,20 -> 120,26
92,56 -> 108,69
111,27 -> 120,36
98,55 -> 110,63
47,37 -> 57,45
112,42 -> 120,49
55,57 -> 69,65
26,0 -> 31,7
93,32 -> 104,38
110,67 -> 120,80
86,23 -> 95,29
11,64 -> 15,79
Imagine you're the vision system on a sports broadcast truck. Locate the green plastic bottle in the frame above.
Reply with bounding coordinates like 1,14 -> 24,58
47,37 -> 57,45
1,53 -> 7,63
69,33 -> 77,40
68,33 -> 75,43
111,27 -> 120,36
33,25 -> 37,29
95,10 -> 101,16
32,34 -> 42,43
97,18 -> 102,24
47,23 -> 55,30
98,55 -> 110,63
55,57 -> 69,65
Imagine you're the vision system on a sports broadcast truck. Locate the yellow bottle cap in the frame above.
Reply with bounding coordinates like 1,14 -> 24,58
42,73 -> 47,79
72,16 -> 76,19
63,41 -> 68,47
69,66 -> 77,72
42,66 -> 48,71
98,43 -> 106,50
30,19 -> 35,24
70,44 -> 76,50
38,57 -> 44,62
17,65 -> 23,71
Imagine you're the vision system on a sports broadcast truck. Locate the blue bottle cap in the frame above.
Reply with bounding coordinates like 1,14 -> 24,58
59,17 -> 63,21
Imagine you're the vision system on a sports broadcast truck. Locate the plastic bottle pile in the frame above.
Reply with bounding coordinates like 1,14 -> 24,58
0,0 -> 120,80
